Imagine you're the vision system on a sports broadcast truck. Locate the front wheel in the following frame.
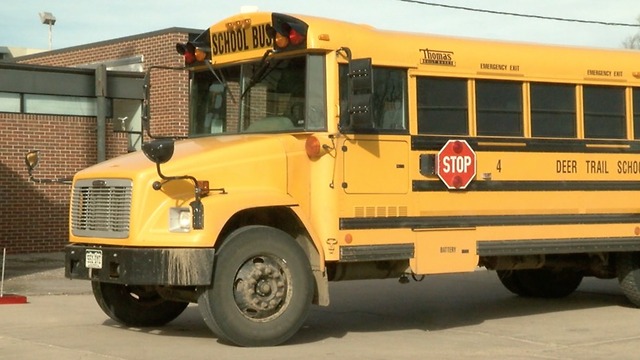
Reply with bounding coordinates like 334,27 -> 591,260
92,282 -> 188,327
198,226 -> 313,347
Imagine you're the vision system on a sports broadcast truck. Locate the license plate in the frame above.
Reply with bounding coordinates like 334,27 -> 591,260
85,249 -> 103,269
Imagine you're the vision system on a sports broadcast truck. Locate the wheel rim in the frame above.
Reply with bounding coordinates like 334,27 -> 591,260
232,255 -> 291,321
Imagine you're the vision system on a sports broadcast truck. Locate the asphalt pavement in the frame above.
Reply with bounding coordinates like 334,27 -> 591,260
1,252 -> 90,297
2,253 -> 640,359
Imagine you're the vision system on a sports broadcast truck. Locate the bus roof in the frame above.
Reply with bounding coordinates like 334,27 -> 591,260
208,12 -> 640,85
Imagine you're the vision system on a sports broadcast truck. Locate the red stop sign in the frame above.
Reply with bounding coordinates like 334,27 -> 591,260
436,140 -> 476,189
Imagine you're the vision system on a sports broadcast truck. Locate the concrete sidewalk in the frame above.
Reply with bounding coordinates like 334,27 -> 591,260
1,252 -> 90,297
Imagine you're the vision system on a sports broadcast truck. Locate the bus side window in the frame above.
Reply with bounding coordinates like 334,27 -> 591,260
584,85 -> 626,139
373,68 -> 407,131
634,88 -> 640,139
417,77 -> 468,135
530,83 -> 576,138
476,80 -> 523,137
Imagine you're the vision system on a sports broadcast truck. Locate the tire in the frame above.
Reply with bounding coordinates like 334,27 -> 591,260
497,268 -> 583,298
617,252 -> 640,307
496,270 -> 531,296
92,282 -> 188,327
198,226 -> 313,347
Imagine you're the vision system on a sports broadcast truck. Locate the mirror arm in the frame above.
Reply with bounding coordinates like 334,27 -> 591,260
337,47 -> 352,61
152,164 -> 209,201
28,175 -> 73,185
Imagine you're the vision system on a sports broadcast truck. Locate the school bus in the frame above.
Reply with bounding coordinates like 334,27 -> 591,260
54,11 -> 640,346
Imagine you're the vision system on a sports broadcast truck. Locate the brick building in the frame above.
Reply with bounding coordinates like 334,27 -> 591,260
0,27 -> 201,253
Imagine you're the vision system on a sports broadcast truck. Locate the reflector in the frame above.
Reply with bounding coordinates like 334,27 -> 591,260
305,136 -> 322,159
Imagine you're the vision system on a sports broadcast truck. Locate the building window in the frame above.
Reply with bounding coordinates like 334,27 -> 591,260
24,94 -> 111,117
583,85 -> 625,139
417,77 -> 468,135
634,88 -> 640,139
0,92 -> 20,113
476,80 -> 523,137
530,83 -> 576,138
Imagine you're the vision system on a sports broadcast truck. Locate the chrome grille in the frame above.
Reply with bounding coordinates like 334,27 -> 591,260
71,179 -> 132,238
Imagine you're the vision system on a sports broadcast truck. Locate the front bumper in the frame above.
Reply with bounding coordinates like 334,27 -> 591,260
65,245 -> 216,286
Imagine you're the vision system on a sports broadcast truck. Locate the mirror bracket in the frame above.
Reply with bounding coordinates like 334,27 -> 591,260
24,150 -> 73,184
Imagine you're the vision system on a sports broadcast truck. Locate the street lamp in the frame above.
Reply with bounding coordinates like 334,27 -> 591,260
39,12 -> 56,50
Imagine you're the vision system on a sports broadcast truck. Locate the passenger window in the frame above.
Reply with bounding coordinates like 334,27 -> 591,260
530,83 -> 576,138
583,86 -> 626,139
339,65 -> 408,132
417,77 -> 468,135
476,80 -> 523,137
634,88 -> 640,139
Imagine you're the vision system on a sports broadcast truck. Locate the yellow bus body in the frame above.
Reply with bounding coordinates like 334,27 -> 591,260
65,11 -> 640,346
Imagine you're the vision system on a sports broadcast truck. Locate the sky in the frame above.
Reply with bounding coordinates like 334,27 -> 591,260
1,0 -> 639,51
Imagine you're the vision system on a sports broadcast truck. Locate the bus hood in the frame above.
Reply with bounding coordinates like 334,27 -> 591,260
74,134 -> 294,194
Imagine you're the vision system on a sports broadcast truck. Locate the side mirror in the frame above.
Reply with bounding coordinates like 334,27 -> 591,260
142,138 -> 175,164
347,57 -> 374,129
25,150 -> 40,174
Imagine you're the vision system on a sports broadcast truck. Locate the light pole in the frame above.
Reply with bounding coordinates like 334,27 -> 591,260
39,12 -> 56,50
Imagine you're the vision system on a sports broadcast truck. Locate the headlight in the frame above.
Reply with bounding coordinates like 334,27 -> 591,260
169,207 -> 191,232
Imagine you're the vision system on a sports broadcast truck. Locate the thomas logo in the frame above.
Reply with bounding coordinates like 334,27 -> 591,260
420,48 -> 456,67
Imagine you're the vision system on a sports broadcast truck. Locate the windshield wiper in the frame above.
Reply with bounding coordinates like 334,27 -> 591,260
241,50 -> 273,99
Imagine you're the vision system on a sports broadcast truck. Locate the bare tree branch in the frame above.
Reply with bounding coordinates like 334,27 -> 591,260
623,16 -> 640,49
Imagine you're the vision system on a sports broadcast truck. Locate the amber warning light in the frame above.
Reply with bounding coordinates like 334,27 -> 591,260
176,42 -> 209,65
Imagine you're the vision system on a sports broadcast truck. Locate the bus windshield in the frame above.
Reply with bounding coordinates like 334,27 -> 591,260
189,54 -> 326,136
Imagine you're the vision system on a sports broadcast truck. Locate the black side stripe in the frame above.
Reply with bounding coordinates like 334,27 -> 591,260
411,135 -> 640,153
339,213 -> 640,230
412,180 -> 640,192
477,237 -> 640,256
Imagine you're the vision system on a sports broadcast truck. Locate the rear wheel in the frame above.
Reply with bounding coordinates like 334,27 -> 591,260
92,282 -> 188,327
496,268 -> 583,298
517,268 -> 583,298
617,252 -> 640,307
198,226 -> 313,347
496,270 -> 531,296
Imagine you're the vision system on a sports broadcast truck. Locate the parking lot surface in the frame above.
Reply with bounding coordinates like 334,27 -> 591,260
2,253 -> 640,359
